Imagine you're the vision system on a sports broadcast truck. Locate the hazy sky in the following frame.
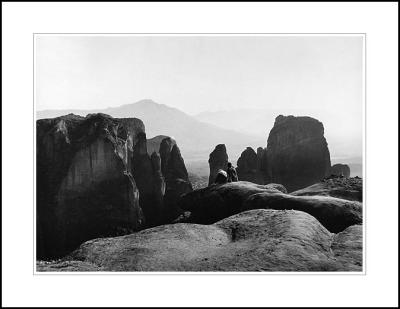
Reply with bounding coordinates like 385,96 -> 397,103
36,35 -> 363,157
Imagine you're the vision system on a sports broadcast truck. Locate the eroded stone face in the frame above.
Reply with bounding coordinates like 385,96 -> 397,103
330,164 -> 351,178
264,115 -> 331,192
178,180 -> 361,233
208,144 -> 228,185
237,147 -> 268,184
36,114 -> 145,259
37,114 -> 194,259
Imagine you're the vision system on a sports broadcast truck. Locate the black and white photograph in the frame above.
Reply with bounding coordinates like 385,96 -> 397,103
35,34 -> 365,272
2,2 -> 398,308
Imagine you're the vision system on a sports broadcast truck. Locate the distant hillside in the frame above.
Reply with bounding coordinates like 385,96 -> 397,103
37,100 -> 264,162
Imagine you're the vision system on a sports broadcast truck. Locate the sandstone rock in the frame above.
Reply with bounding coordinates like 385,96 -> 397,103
160,141 -> 193,222
264,115 -> 331,192
178,181 -> 287,224
37,113 -> 145,259
178,181 -> 361,233
159,137 -> 177,176
37,209 -> 362,272
237,147 -> 257,180
330,163 -> 351,178
256,147 -> 268,172
243,192 -> 362,233
150,152 -> 166,224
237,147 -> 268,184
131,131 -> 156,225
208,144 -> 228,185
292,177 -> 362,202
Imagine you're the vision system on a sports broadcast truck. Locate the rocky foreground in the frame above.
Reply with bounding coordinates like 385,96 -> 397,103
37,209 -> 362,272
37,178 -> 363,272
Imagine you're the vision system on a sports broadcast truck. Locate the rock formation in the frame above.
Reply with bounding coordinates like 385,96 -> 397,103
235,115 -> 335,191
37,114 -> 192,259
292,176 -> 362,202
237,147 -> 257,180
208,144 -> 228,185
131,131 -> 157,226
150,152 -> 166,225
36,113 -> 145,259
264,115 -> 331,192
237,147 -> 268,184
37,209 -> 362,272
159,141 -> 193,222
330,163 -> 351,178
178,181 -> 362,233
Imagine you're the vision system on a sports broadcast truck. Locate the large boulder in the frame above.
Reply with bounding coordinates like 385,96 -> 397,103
264,115 -> 331,192
178,181 -> 286,224
37,209 -> 362,272
36,113 -> 145,259
292,176 -> 362,202
243,193 -> 361,233
330,164 -> 351,178
208,144 -> 228,185
178,181 -> 361,233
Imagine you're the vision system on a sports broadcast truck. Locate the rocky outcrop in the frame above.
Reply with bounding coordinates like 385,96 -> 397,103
37,114 -> 193,259
243,193 -> 361,233
131,131 -> 157,226
178,181 -> 287,225
292,176 -> 362,202
208,144 -> 228,185
178,181 -> 361,233
237,147 -> 268,184
37,209 -> 362,272
264,115 -> 331,192
150,152 -> 166,225
235,115 -> 334,190
147,135 -> 175,157
160,142 -> 193,222
330,164 -> 351,178
37,113 -> 145,259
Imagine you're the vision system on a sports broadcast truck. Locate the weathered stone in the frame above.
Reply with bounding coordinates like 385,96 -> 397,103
131,131 -> 156,225
161,143 -> 193,222
36,113 -> 145,259
292,176 -> 362,202
208,144 -> 228,185
237,147 -> 268,184
178,181 -> 361,233
330,164 -> 351,178
150,152 -> 166,225
37,209 -> 362,272
264,115 -> 331,192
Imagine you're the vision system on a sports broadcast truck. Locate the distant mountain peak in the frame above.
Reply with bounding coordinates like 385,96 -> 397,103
133,99 -> 158,106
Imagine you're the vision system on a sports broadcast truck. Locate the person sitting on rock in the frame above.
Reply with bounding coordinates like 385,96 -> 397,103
214,169 -> 228,184
227,162 -> 238,182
